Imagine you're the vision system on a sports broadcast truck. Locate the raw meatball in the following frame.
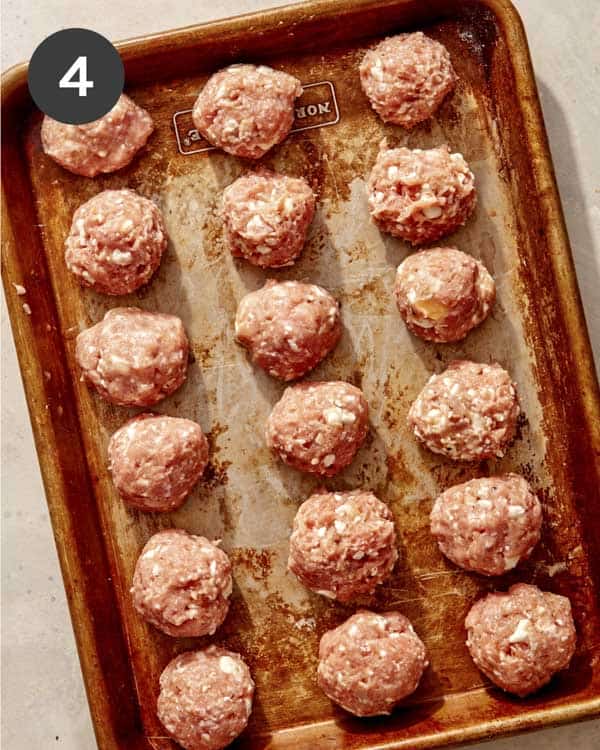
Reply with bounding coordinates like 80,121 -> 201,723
465,584 -> 576,696
192,64 -> 302,159
394,247 -> 495,342
367,143 -> 476,245
360,32 -> 456,128
108,414 -> 208,512
76,307 -> 189,407
131,530 -> 231,637
222,170 -> 315,268
265,381 -> 369,476
235,280 -> 340,380
158,646 -> 254,750
65,189 -> 167,295
430,474 -> 542,575
288,490 -> 397,601
408,360 -> 519,461
41,94 -> 153,177
317,610 -> 428,716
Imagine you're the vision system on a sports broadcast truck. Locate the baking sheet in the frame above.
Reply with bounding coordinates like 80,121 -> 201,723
3,1 -> 600,748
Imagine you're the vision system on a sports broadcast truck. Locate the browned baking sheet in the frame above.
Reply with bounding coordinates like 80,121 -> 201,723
2,1 -> 600,748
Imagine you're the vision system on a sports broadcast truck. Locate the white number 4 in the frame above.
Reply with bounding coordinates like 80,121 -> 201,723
59,56 -> 94,97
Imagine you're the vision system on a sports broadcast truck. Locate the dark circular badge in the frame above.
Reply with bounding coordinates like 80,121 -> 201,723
28,28 -> 124,125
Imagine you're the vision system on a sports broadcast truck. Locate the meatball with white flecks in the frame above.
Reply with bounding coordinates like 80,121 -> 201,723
131,530 -> 231,638
75,307 -> 189,407
235,280 -> 340,380
158,646 -> 254,750
192,64 -> 302,159
360,32 -> 456,128
430,474 -> 542,575
318,610 -> 428,716
108,414 -> 208,512
367,143 -> 476,245
465,584 -> 576,696
65,189 -> 167,295
288,490 -> 397,601
41,94 -> 153,177
408,360 -> 520,461
222,170 -> 315,268
266,381 -> 369,476
394,247 -> 495,342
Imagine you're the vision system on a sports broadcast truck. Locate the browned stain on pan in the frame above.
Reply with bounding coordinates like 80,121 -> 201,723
2,1 -> 599,749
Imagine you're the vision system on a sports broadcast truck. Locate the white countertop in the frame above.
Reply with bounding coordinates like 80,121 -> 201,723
1,1 -> 598,748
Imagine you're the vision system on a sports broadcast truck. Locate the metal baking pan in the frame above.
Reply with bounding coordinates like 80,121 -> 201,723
2,1 -> 599,748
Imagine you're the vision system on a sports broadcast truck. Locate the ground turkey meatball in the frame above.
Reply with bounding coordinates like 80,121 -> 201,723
266,381 -> 369,476
108,414 -> 208,512
367,143 -> 476,245
192,64 -> 303,159
430,474 -> 542,575
157,646 -> 254,750
76,307 -> 189,407
235,280 -> 340,380
465,584 -> 576,696
408,360 -> 519,461
318,610 -> 428,716
394,247 -> 495,342
288,490 -> 397,601
41,94 -> 153,177
360,32 -> 456,128
131,530 -> 231,638
222,170 -> 316,268
65,189 -> 167,295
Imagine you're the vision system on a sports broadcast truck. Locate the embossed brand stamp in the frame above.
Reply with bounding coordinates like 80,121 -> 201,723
172,80 -> 340,156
